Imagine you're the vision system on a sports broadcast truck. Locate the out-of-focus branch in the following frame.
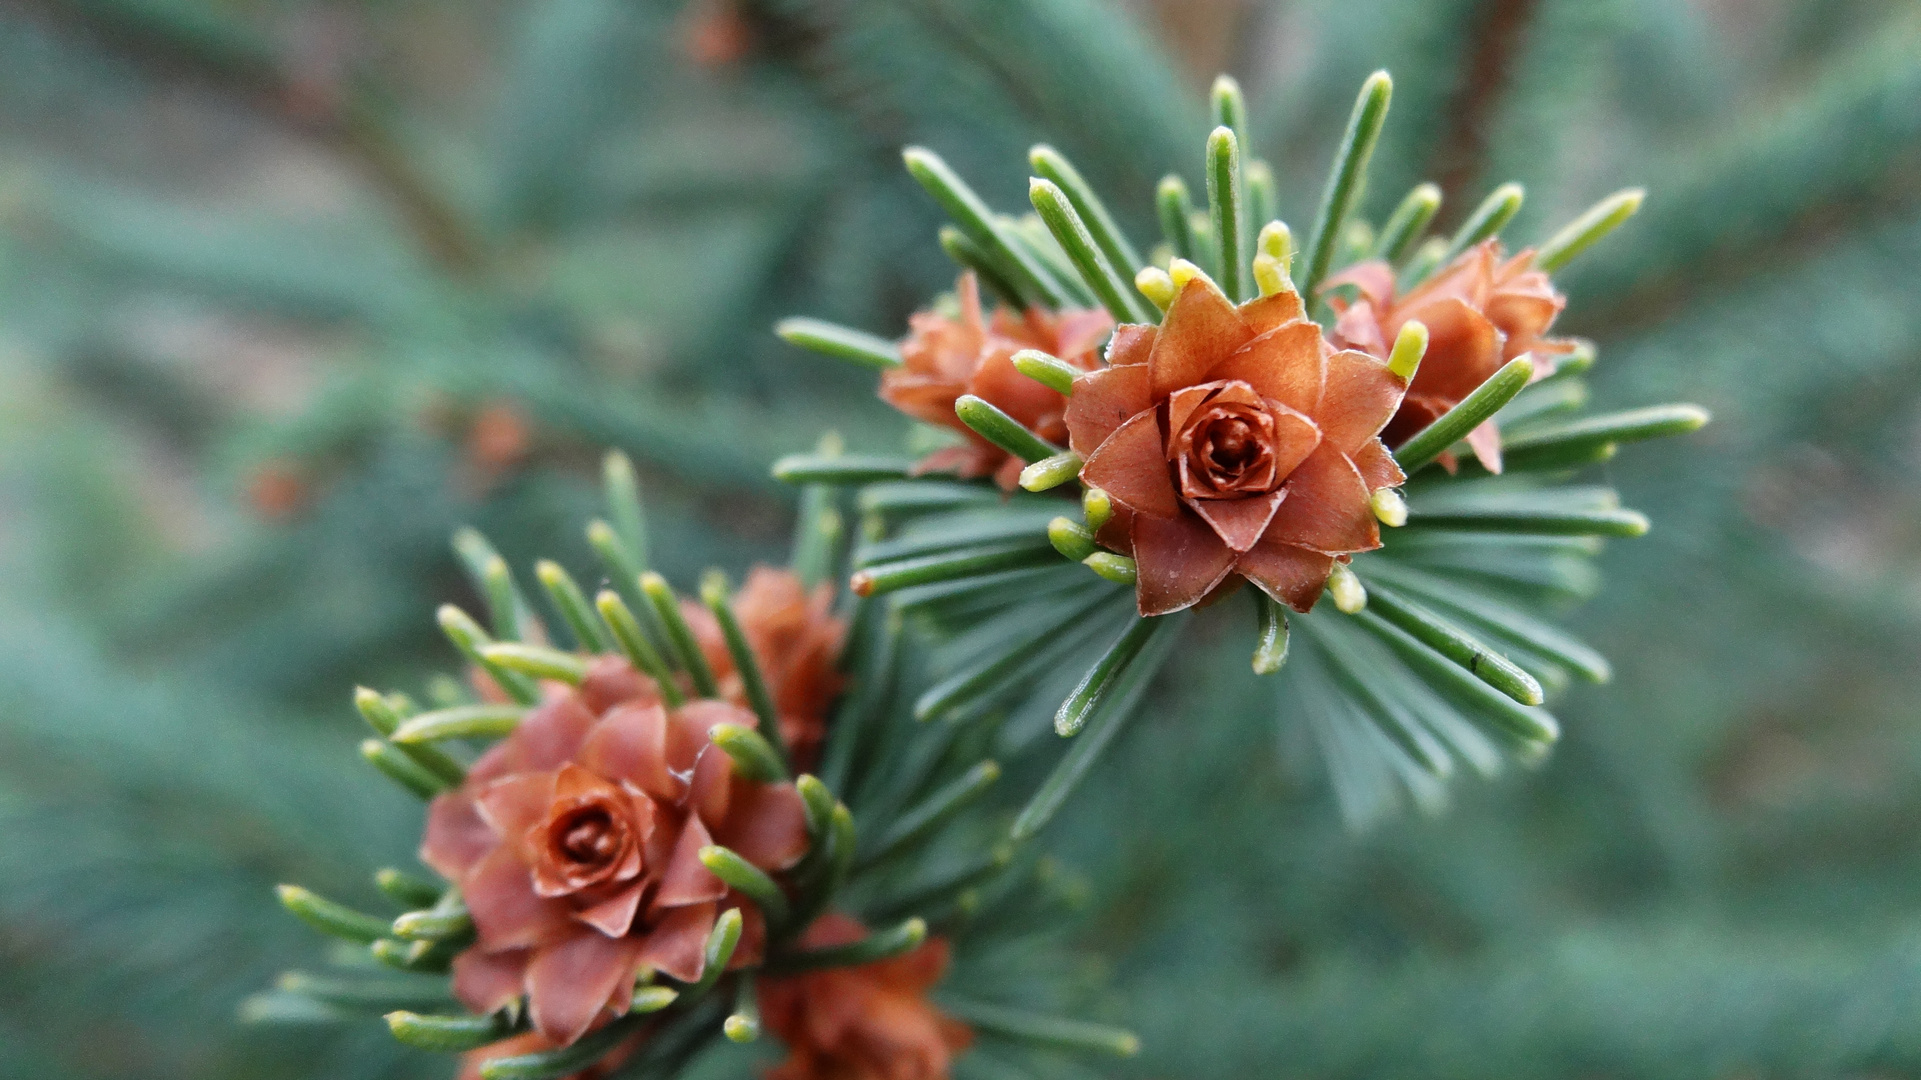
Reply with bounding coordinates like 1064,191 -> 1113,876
1426,0 -> 1541,219
1565,12 -> 1921,332
8,0 -> 488,274
329,93 -> 488,274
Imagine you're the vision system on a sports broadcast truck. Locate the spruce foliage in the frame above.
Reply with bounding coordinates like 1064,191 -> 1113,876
1,1 -> 1919,1078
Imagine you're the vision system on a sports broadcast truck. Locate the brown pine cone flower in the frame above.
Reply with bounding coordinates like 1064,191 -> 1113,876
881,272 -> 1112,489
466,400 -> 534,477
245,459 -> 310,521
680,0 -> 754,66
421,657 -> 809,1046
682,567 -> 847,775
1326,238 -> 1575,472
1065,278 -> 1408,616
759,914 -> 972,1080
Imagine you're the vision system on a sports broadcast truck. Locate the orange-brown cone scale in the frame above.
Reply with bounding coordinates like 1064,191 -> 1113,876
881,273 -> 1112,490
758,914 -> 972,1080
681,566 -> 848,774
421,656 -> 809,1047
1065,281 -> 1409,617
1326,238 -> 1575,473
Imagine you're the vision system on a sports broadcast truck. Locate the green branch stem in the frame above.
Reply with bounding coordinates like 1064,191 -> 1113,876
1157,174 -> 1198,262
641,572 -> 720,698
857,760 -> 1001,870
1304,71 -> 1392,300
1357,582 -> 1545,705
1439,182 -> 1525,266
1030,145 -> 1143,282
1392,356 -> 1534,474
701,570 -> 790,769
776,317 -> 903,369
768,917 -> 927,974
386,1010 -> 519,1052
941,998 -> 1140,1057
1016,614 -> 1184,840
391,704 -> 525,744
1376,182 -> 1442,263
596,590 -> 684,705
904,147 -> 1064,306
480,643 -> 587,684
438,605 -> 538,705
954,395 -> 1062,464
773,454 -> 916,485
851,541 -> 1060,598
1535,187 -> 1645,272
1206,126 -> 1245,301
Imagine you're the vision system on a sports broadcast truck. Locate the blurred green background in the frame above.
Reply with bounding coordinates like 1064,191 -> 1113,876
3,0 -> 1921,1076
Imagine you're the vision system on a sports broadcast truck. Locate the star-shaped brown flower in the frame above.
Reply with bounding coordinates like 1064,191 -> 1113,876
881,272 -> 1111,489
1065,278 -> 1408,615
758,913 -> 971,1080
421,657 -> 809,1046
1327,238 -> 1574,471
683,566 -> 847,774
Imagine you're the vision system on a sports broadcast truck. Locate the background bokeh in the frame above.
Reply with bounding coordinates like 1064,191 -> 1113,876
3,0 -> 1921,1077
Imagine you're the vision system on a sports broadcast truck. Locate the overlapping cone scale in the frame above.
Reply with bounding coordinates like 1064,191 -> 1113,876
421,655 -> 808,1047
881,272 -> 1112,489
1066,280 -> 1407,616
1327,238 -> 1574,472
683,565 -> 848,774
759,914 -> 972,1080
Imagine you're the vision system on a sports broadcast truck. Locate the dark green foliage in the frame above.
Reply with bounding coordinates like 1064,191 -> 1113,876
2,0 -> 1920,1078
